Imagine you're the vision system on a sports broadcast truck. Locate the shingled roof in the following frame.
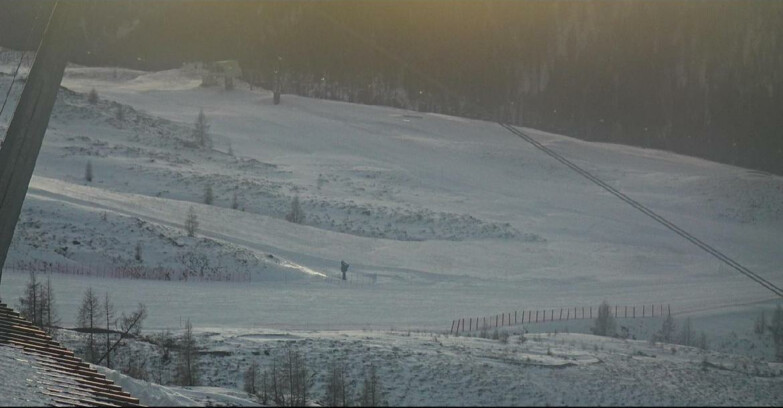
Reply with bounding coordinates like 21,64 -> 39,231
0,302 -> 142,407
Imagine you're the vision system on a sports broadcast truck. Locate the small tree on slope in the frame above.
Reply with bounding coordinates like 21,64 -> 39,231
193,109 -> 212,148
286,195 -> 305,224
185,206 -> 198,237
77,288 -> 100,363
592,300 -> 616,337
176,319 -> 200,386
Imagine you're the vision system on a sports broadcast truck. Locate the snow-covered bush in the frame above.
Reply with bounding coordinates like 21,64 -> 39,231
87,88 -> 99,104
591,300 -> 616,337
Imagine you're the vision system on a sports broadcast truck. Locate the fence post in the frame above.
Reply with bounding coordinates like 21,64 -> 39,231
590,306 -> 592,319
582,307 -> 585,319
633,306 -> 636,318
615,305 -> 618,318
528,310 -> 532,323
559,308 -> 563,320
451,320 -> 455,334
642,305 -> 645,317
502,313 -> 505,326
495,315 -> 499,327
551,309 -> 554,321
535,310 -> 538,323
469,318 -> 472,332
462,318 -> 465,332
668,304 -> 671,316
484,316 -> 486,328
651,304 -> 654,317
566,308 -> 570,320
515,311 -> 517,325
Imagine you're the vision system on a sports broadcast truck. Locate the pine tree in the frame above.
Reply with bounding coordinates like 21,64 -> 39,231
85,160 -> 93,182
193,109 -> 212,148
657,313 -> 676,343
185,206 -> 198,237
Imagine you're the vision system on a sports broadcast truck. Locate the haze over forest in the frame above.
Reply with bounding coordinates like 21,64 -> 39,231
1,0 -> 781,175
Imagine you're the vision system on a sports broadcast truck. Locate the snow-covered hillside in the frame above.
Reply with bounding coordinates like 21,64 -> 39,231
1,48 -> 782,405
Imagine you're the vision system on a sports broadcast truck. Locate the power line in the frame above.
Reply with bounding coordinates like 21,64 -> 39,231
499,123 -> 783,298
314,9 -> 782,298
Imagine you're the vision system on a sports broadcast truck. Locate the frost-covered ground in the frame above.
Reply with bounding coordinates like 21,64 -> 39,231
1,48 -> 783,405
51,325 -> 783,406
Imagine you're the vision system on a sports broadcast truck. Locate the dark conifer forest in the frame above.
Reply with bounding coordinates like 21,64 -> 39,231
2,0 -> 781,174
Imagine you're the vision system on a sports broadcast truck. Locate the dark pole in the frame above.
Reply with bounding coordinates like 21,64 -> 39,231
0,2 -> 79,287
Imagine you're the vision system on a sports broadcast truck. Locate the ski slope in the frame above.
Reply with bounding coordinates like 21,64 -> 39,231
0,52 -> 782,333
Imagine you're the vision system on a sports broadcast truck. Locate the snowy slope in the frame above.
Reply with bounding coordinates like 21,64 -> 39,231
2,48 -> 783,406
2,55 -> 781,330
52,326 -> 783,407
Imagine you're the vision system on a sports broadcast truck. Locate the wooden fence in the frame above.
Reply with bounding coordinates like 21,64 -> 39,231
10,259 -> 253,282
450,303 -> 671,335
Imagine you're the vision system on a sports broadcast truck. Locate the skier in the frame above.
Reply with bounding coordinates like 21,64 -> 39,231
340,260 -> 349,280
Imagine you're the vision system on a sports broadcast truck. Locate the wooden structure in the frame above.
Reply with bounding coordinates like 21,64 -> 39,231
0,302 -> 142,406
0,2 -> 78,285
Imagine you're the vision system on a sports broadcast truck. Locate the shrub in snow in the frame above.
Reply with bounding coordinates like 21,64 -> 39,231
85,160 -> 93,182
591,300 -> 616,337
134,242 -> 143,262
286,195 -> 306,224
87,88 -> 98,104
696,331 -> 709,351
232,191 -> 239,210
185,206 -> 198,237
655,313 -> 677,344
